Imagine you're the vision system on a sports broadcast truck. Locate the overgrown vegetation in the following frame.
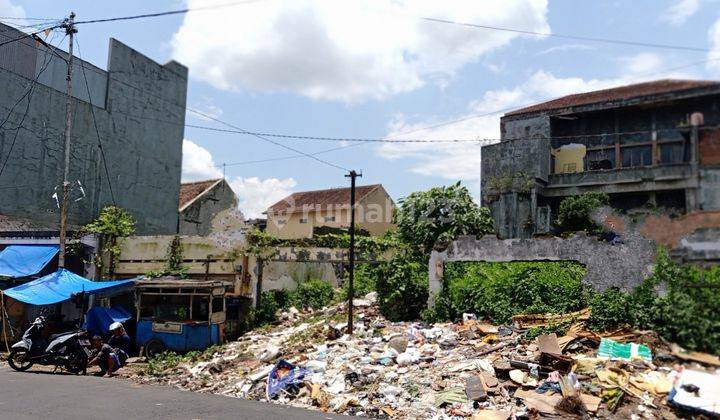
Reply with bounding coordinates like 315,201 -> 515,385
292,279 -> 334,310
144,346 -> 221,376
338,263 -> 378,301
586,251 -> 720,354
253,280 -> 336,326
80,206 -> 135,277
423,261 -> 589,324
374,255 -> 429,321
486,171 -> 535,199
556,192 -> 609,233
146,235 -> 188,278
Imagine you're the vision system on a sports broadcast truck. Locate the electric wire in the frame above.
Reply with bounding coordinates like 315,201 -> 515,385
0,32 -> 63,180
218,142 -> 366,168
187,108 -> 351,172
73,0 -> 268,25
76,37 -> 116,205
422,17 -> 711,53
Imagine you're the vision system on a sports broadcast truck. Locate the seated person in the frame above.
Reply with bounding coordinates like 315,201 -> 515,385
88,336 -> 120,377
107,322 -> 131,364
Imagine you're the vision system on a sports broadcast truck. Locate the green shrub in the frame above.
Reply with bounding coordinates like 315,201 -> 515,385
584,251 -> 720,355
586,288 -> 634,331
254,289 -> 290,325
434,261 -> 588,324
338,263 -> 377,301
556,192 -> 609,233
291,279 -> 334,310
375,255 -> 429,321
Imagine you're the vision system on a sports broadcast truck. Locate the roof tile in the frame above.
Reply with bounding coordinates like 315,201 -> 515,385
505,79 -> 719,117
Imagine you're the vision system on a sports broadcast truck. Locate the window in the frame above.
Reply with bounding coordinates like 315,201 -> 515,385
621,146 -> 652,168
324,216 -> 336,222
276,219 -> 286,225
299,218 -> 308,224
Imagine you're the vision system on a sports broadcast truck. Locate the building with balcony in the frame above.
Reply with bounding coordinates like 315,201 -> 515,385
481,79 -> 720,238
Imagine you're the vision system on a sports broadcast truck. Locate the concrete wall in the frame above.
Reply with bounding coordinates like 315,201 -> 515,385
428,233 -> 657,307
699,169 -> 720,210
501,114 -> 550,141
179,180 -> 239,236
0,24 -> 187,234
481,138 -> 550,204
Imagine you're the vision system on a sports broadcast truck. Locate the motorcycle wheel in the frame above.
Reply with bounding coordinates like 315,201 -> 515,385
65,348 -> 88,375
7,349 -> 33,371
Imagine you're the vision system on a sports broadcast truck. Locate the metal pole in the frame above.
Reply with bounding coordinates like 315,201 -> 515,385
345,170 -> 361,334
58,12 -> 77,268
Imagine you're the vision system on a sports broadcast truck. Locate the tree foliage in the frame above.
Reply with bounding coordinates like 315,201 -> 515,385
556,192 -> 609,233
81,206 -> 135,277
394,182 -> 494,257
146,235 -> 188,279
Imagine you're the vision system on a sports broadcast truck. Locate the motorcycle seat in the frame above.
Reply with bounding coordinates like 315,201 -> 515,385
49,331 -> 74,340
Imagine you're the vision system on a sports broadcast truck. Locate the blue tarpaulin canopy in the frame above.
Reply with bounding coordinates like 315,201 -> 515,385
84,305 -> 132,337
2,269 -> 134,305
0,245 -> 59,278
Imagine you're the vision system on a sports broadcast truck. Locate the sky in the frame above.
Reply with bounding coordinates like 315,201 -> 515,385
3,0 -> 720,218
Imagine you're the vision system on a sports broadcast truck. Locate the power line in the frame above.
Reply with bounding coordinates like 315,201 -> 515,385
187,108 -> 351,172
0,32 -> 61,180
0,22 -> 61,48
219,142 -> 366,168
76,37 -> 116,205
0,16 -> 59,22
185,123 -> 492,143
422,17 -> 710,53
73,0 -> 268,25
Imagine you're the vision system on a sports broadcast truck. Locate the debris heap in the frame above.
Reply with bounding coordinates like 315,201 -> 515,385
131,293 -> 720,419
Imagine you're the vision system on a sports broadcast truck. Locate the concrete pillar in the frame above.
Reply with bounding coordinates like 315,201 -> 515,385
427,249 -> 447,308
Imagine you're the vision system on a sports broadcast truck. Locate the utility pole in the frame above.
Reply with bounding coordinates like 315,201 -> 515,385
58,12 -> 77,268
345,170 -> 362,334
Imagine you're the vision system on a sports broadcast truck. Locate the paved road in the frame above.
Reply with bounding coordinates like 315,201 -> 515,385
0,365 -> 340,420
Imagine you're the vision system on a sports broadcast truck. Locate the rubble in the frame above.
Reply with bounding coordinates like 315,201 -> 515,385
128,293 -> 720,419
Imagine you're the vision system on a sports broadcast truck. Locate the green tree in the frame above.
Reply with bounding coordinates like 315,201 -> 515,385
82,206 -> 135,277
394,182 -> 494,257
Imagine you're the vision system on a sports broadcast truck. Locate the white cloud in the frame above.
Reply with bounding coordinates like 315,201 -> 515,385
708,19 -> 720,71
620,52 -> 664,75
181,139 -> 223,182
377,57 -> 698,193
172,0 -> 549,102
229,177 -> 297,219
182,140 -> 297,218
0,0 -> 25,21
660,0 -> 700,26
536,44 -> 594,56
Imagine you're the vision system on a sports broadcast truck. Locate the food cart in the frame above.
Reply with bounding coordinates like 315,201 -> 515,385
134,277 -> 230,357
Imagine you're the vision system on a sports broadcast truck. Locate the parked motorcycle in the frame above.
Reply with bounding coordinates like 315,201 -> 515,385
7,313 -> 91,374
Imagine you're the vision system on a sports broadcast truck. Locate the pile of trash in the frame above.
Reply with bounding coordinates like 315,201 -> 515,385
132,292 -> 720,418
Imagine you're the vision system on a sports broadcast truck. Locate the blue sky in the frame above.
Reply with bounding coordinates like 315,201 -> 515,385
4,0 -> 720,217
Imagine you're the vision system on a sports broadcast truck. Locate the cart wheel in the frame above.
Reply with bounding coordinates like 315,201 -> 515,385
144,339 -> 167,359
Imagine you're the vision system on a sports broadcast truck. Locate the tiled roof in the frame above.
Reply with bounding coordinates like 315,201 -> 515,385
505,79 -> 720,117
267,184 -> 383,214
179,179 -> 222,210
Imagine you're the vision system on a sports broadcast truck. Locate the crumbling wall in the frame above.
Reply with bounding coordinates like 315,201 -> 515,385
428,233 -> 656,306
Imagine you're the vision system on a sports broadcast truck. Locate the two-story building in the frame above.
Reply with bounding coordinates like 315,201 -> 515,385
481,79 -> 720,238
265,184 -> 395,239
